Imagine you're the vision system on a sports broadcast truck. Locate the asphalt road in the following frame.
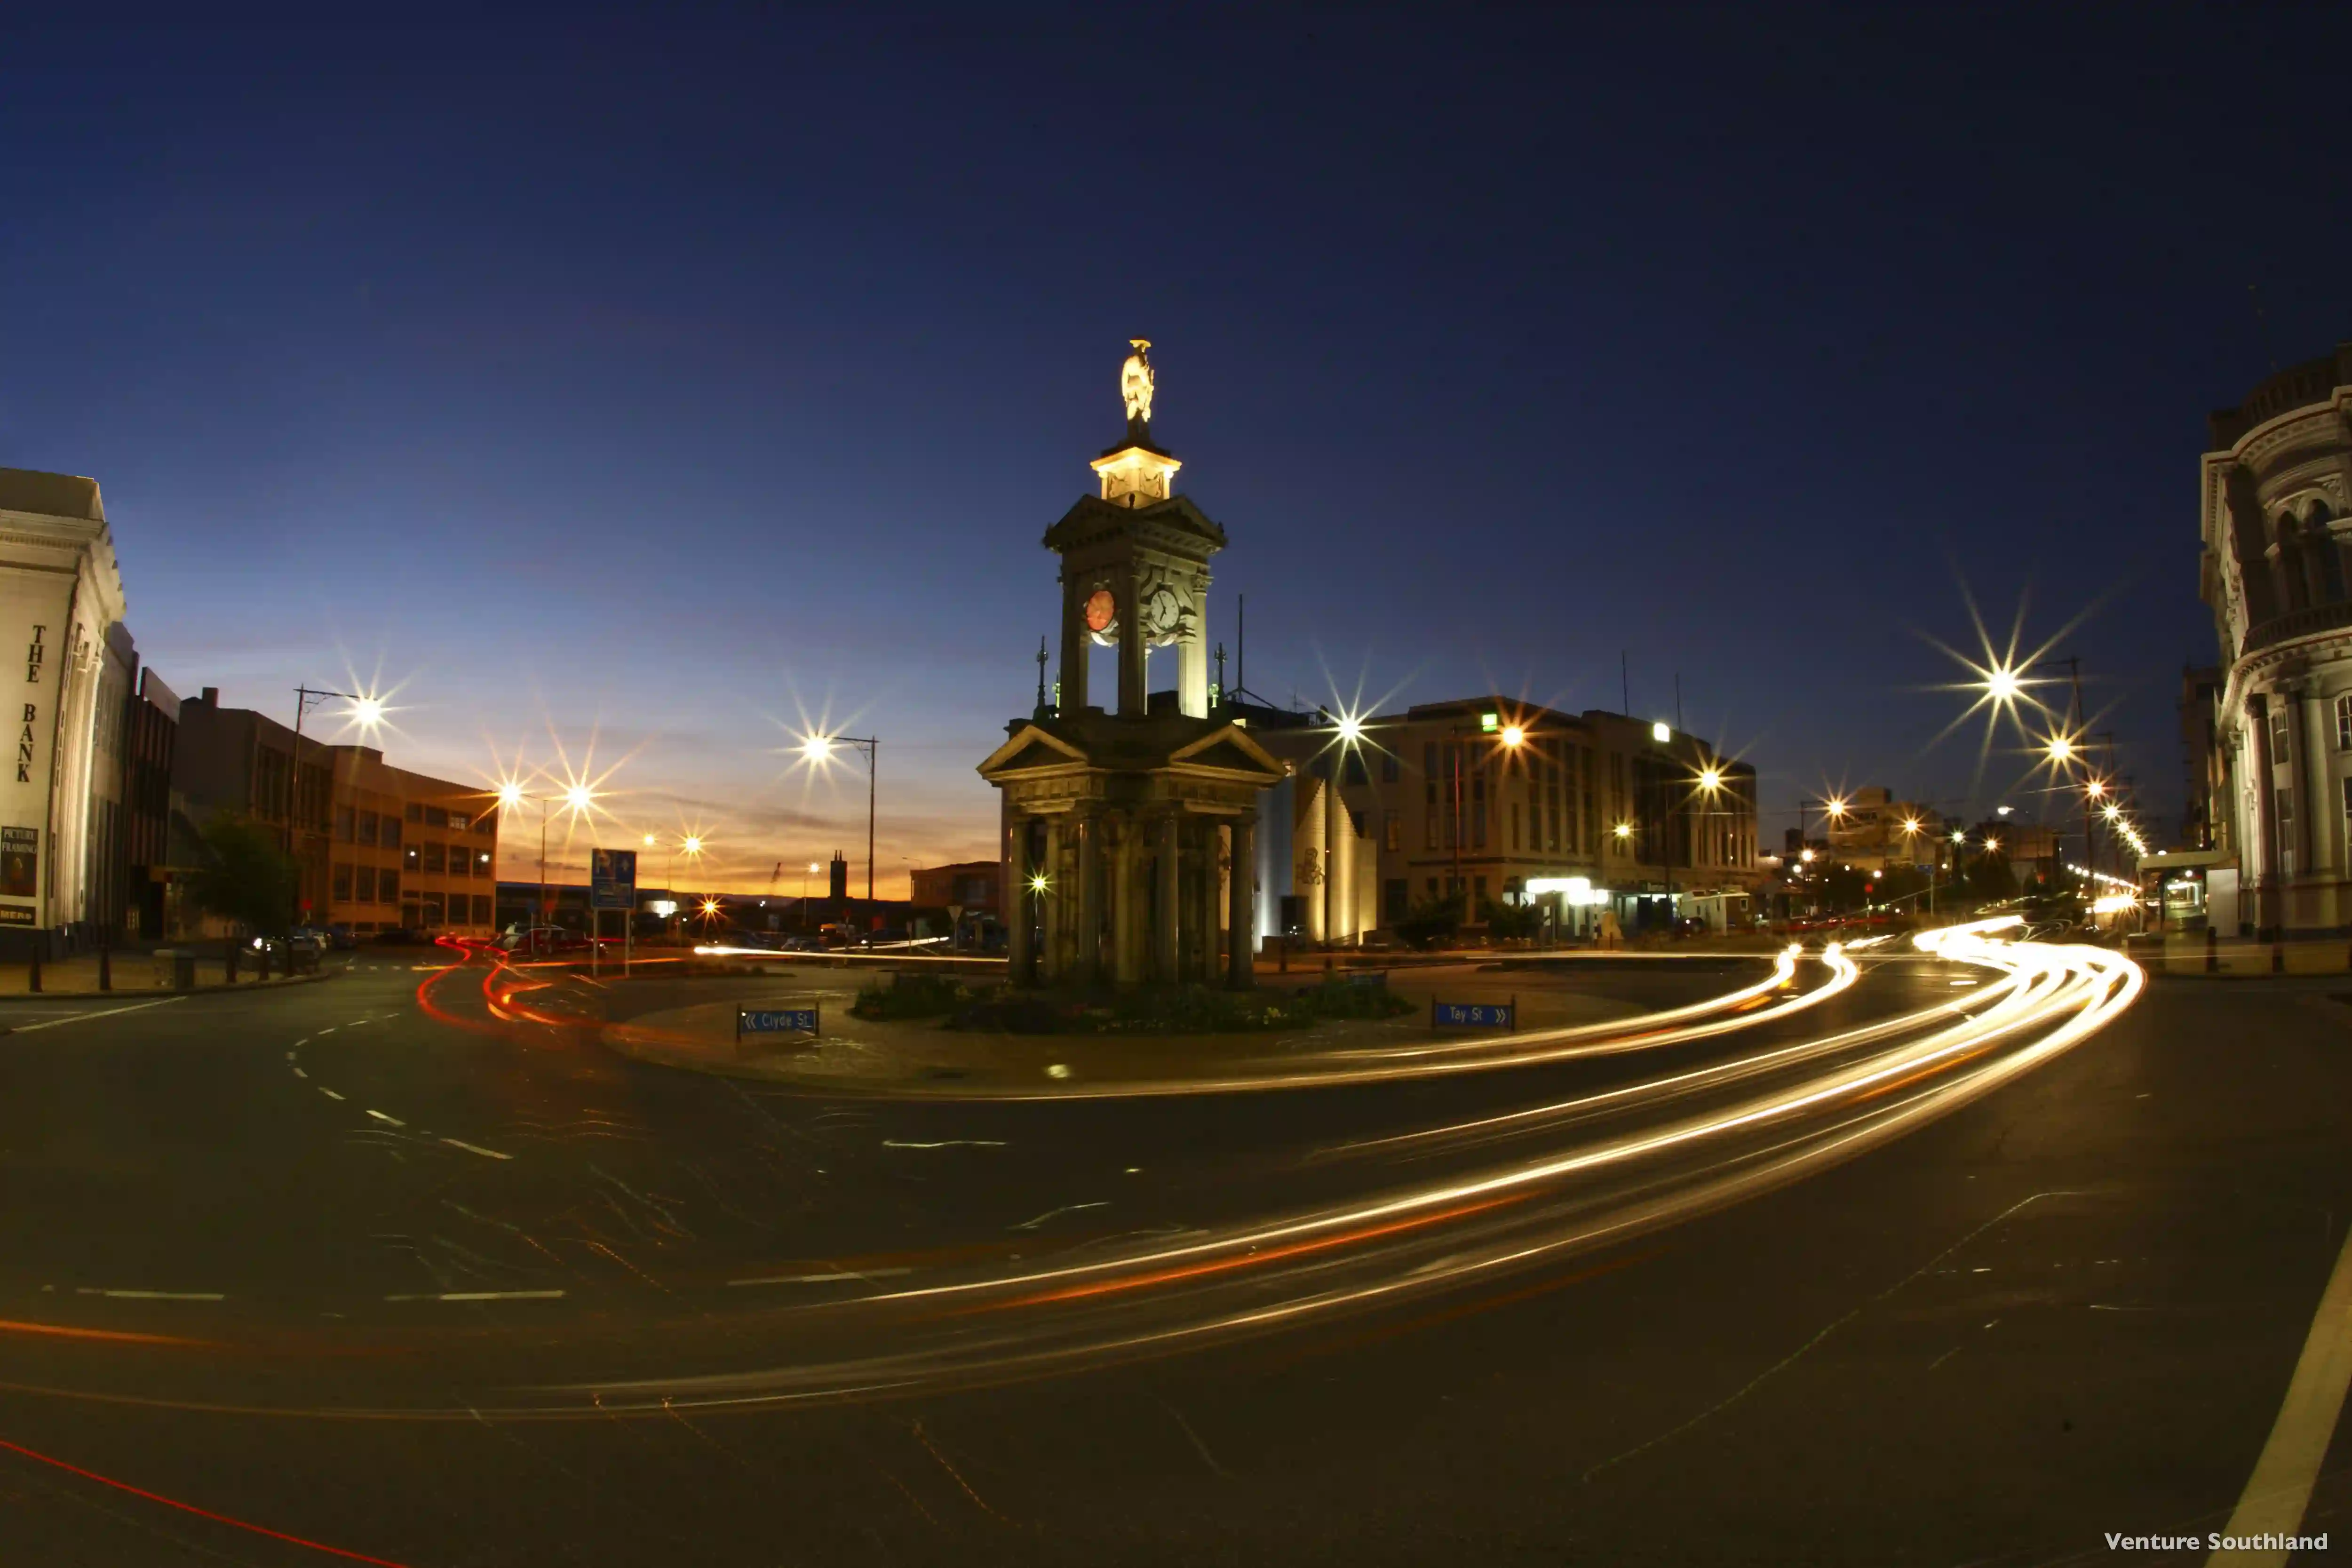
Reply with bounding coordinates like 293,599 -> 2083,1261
0,946 -> 2341,1565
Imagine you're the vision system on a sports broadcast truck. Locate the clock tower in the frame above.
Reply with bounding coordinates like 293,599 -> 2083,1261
978,340 -> 1284,990
1047,339 -> 1220,719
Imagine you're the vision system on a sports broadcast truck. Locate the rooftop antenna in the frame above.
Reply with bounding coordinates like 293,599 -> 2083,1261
1034,636 -> 1048,715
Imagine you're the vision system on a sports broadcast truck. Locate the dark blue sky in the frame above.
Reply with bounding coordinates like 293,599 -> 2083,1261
5,11 -> 2346,889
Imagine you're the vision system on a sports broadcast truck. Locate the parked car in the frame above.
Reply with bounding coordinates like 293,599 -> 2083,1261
375,927 -> 430,946
325,923 -> 357,951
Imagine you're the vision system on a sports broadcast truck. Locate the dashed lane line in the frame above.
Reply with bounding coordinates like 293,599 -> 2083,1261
439,1138 -> 513,1162
383,1290 -> 564,1303
319,1088 -> 344,1101
74,1288 -> 224,1302
364,1109 -> 405,1127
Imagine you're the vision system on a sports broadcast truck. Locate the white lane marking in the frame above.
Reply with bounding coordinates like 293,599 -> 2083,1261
74,1288 -> 224,1301
728,1268 -> 913,1288
365,1109 -> 405,1127
1010,1201 -> 1107,1231
285,1051 -> 296,1061
8,996 -> 188,1033
319,1088 -> 345,1101
881,1139 -> 1007,1149
383,1289 -> 565,1302
291,1067 -> 307,1079
2208,1218 -> 2352,1566
439,1137 -> 513,1162
317,1026 -> 337,1035
349,1019 -> 369,1027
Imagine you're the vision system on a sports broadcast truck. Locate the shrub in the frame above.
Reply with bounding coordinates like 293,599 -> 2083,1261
851,971 -> 981,1020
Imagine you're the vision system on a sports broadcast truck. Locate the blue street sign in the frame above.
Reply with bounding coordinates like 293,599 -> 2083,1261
1431,1000 -> 1515,1029
590,848 -> 638,911
738,1007 -> 819,1037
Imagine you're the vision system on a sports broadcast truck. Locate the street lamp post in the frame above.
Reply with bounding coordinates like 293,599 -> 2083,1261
286,685 -> 381,929
801,733 -> 881,907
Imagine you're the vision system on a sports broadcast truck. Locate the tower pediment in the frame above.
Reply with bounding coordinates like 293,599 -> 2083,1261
1042,492 -> 1227,556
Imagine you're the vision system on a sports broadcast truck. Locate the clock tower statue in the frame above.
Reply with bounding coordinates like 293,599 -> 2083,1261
978,340 -> 1283,989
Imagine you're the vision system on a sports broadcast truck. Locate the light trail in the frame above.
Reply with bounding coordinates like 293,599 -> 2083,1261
560,926 -> 2140,1413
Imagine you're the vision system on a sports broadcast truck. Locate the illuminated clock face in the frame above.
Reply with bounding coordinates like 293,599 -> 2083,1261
1083,589 -> 1115,633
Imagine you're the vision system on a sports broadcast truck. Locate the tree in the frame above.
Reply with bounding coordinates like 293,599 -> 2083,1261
1961,847 -> 2017,905
1395,891 -> 1462,951
186,813 -> 299,938
1480,898 -> 1544,940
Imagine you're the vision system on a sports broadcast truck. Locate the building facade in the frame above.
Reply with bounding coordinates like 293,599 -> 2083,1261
0,469 -> 131,954
173,691 -> 499,936
1252,697 -> 1760,939
909,860 -> 1001,915
2199,343 -> 2352,936
1821,787 -> 1947,873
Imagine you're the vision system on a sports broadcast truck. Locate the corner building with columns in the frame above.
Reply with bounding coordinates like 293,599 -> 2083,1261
2200,342 -> 2352,936
978,344 -> 1284,986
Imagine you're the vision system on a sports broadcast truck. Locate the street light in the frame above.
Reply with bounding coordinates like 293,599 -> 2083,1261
286,684 -> 386,926
800,731 -> 881,906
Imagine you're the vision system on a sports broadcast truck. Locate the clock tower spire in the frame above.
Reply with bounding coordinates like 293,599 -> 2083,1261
1045,337 -> 1221,718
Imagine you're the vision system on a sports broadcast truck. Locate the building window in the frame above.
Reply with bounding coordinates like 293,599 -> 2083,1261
1425,806 -> 1438,851
405,803 -> 424,824
1425,877 -> 1439,898
334,806 -> 354,843
332,863 -> 352,902
2278,785 -> 2297,878
422,842 -> 445,875
358,811 -> 378,846
1380,752 -> 1399,784
422,895 -> 444,928
381,818 -> 400,850
473,894 -> 493,924
404,845 -> 421,873
1510,802 -> 1521,851
1383,879 -> 1408,923
2337,694 -> 2352,753
1385,811 -> 1402,852
1343,753 -> 1368,787
1473,875 -> 1488,906
2271,704 -> 2294,766
381,869 -> 400,902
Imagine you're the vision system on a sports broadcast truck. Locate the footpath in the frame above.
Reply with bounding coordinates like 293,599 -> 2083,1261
0,950 -> 341,1002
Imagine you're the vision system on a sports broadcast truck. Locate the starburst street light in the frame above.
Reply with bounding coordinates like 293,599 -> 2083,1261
1613,822 -> 1634,840
2046,734 -> 2076,764
1335,714 -> 1364,744
1028,872 -> 1050,895
1500,724 -> 1526,748
1698,766 -> 1724,792
2085,778 -> 2106,798
795,729 -> 882,904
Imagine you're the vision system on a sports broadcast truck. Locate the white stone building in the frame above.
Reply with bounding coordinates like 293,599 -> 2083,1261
2199,344 -> 2352,936
0,469 -> 129,951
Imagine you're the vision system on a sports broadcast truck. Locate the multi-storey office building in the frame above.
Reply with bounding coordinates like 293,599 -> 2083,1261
173,691 -> 498,936
2199,342 -> 2352,936
1251,696 -> 1759,938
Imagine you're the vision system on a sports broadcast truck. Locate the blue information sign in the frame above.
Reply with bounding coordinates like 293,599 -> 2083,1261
1431,1000 -> 1515,1030
738,1006 -> 819,1037
590,848 -> 637,911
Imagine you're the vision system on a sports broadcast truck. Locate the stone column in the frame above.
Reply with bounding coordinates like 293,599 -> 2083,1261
1328,786 -> 1355,946
1177,600 -> 1208,718
1119,564 -> 1147,716
1156,812 -> 1181,981
1041,815 -> 1065,981
1058,573 -> 1088,714
2300,686 -> 2336,878
1076,807 -> 1101,979
2247,697 -> 2278,936
1113,820 -> 1142,985
1005,808 -> 1033,984
1227,817 -> 1255,988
